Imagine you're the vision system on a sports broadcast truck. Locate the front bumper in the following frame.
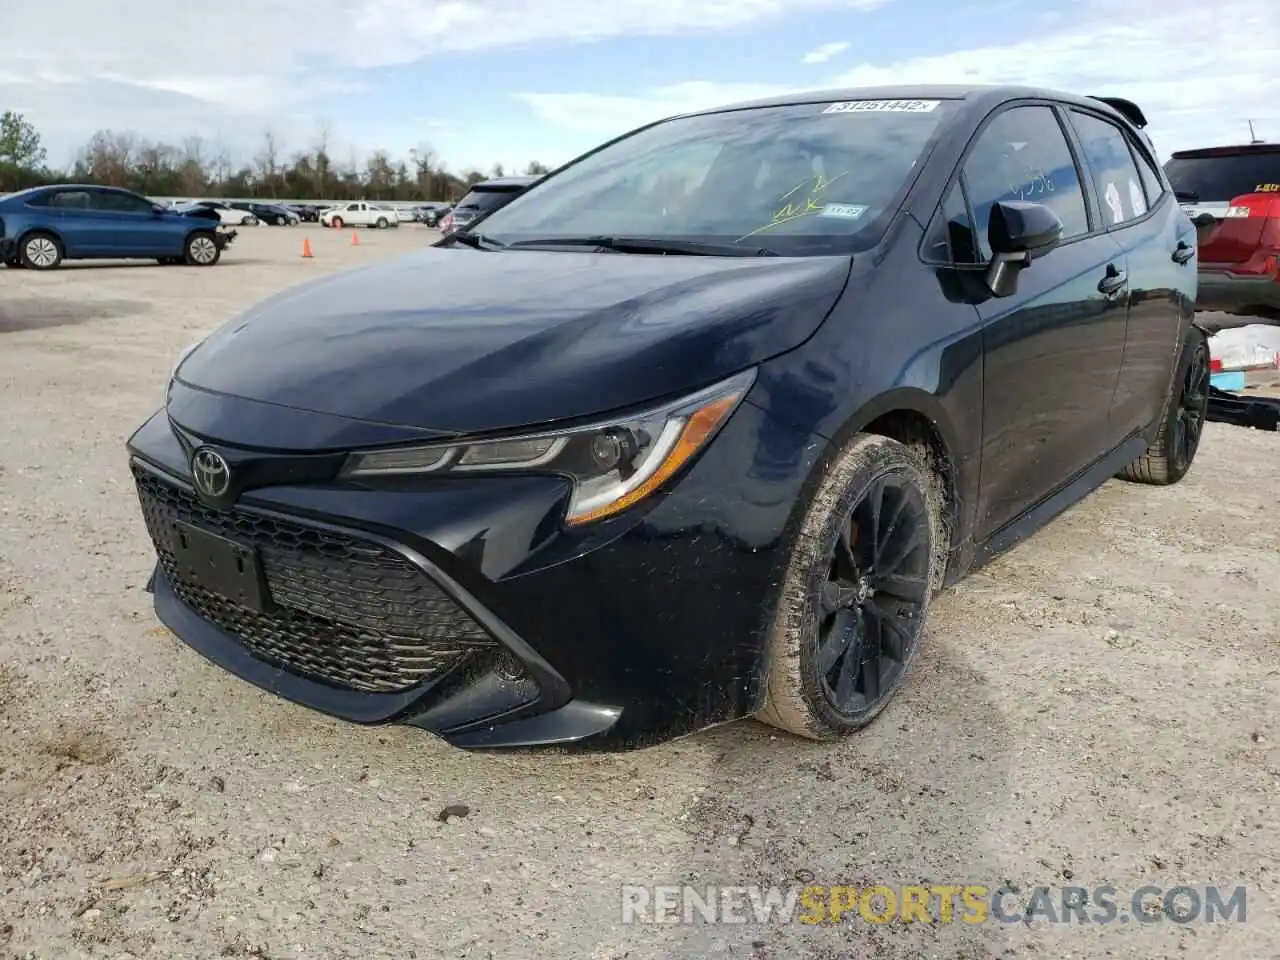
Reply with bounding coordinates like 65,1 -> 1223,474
0,237 -> 14,263
126,392 -> 825,749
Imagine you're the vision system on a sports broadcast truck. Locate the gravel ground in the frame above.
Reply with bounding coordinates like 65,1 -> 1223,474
1,226 -> 1278,959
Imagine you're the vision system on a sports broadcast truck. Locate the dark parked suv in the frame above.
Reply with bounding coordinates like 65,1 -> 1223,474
128,85 -> 1204,750
439,176 -> 538,234
1166,143 -> 1280,323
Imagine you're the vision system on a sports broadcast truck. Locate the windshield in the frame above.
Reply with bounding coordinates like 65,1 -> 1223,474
1165,149 -> 1280,201
476,99 -> 956,255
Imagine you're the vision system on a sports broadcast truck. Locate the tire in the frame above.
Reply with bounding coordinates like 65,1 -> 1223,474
244,216 -> 259,226
184,231 -> 221,266
1116,325 -> 1210,486
756,434 -> 946,740
376,217 -> 388,229
331,217 -> 343,230
20,232 -> 63,270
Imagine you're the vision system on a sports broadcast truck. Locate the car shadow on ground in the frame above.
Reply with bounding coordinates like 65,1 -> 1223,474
650,624 -> 1018,957
36,259 -> 268,270
0,297 -> 151,332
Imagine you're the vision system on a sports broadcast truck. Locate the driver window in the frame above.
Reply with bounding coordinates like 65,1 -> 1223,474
962,105 -> 1090,260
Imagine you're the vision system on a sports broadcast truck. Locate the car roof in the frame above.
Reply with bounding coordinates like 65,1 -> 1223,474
471,176 -> 539,190
1170,143 -> 1280,158
680,84 -> 1145,128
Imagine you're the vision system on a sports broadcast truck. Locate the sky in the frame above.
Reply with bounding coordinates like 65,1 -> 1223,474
2,0 -> 1277,177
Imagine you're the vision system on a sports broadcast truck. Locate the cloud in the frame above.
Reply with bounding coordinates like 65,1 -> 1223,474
801,42 -> 851,64
6,0 -> 893,165
518,0 -> 1280,159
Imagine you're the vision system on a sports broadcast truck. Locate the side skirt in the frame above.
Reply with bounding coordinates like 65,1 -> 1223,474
968,432 -> 1149,573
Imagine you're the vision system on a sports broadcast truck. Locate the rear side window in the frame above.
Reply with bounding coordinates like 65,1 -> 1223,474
1129,137 -> 1165,207
48,191 -> 92,210
1163,150 -> 1280,201
963,105 -> 1090,260
93,191 -> 152,214
1070,110 -> 1150,225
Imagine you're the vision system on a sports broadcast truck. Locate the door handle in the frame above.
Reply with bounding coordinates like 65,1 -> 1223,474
1097,265 -> 1128,299
1172,241 -> 1195,265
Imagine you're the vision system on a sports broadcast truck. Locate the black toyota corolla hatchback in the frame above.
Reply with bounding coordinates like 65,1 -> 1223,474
128,85 -> 1205,750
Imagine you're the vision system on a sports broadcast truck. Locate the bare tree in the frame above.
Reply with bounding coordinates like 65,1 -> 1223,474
255,128 -> 279,198
178,136 -> 207,195
314,120 -> 333,201
77,130 -> 136,186
209,138 -> 233,189
365,149 -> 394,200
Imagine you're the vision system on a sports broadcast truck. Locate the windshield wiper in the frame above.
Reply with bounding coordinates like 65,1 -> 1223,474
506,236 -> 780,257
444,231 -> 505,250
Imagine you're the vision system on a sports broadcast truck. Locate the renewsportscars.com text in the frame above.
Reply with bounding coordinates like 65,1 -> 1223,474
620,883 -> 1248,925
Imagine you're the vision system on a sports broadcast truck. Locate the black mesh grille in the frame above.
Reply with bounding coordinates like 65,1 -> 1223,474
132,463 -> 495,693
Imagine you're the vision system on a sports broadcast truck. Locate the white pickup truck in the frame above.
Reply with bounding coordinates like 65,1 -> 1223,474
319,202 -> 400,229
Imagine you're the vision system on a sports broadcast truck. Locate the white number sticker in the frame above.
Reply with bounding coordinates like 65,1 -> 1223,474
823,100 -> 941,114
820,203 -> 869,219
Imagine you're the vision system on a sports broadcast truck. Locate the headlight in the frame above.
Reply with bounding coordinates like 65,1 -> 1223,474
340,368 -> 757,526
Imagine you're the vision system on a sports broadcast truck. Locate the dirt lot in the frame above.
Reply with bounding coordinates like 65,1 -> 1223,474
1,225 -> 1278,959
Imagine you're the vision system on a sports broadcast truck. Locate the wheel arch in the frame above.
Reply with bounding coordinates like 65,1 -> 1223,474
15,226 -> 67,263
17,224 -> 65,250
818,387 -> 969,585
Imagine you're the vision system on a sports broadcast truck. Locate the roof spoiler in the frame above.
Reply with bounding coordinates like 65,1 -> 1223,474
1090,96 -> 1147,129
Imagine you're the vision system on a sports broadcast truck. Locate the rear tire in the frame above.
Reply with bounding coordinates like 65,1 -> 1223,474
756,434 -> 946,740
1117,325 -> 1209,486
20,232 -> 63,270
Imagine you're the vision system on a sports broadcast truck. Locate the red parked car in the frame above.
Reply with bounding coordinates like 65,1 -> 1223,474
1166,143 -> 1280,326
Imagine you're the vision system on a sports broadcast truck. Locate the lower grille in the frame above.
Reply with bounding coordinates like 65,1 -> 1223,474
132,464 -> 496,693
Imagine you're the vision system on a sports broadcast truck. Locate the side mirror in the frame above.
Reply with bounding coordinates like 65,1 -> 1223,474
985,200 -> 1063,298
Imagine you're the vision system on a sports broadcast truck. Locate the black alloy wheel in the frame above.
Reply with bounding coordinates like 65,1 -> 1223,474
1172,334 -> 1209,472
816,473 -> 931,717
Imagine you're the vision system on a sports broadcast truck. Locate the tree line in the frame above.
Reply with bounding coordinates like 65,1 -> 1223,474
0,110 -> 551,202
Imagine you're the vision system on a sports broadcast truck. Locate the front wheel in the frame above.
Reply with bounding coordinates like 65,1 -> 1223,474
1116,325 -> 1210,485
21,232 -> 63,270
184,231 -> 221,266
375,217 -> 388,228
757,434 -> 945,740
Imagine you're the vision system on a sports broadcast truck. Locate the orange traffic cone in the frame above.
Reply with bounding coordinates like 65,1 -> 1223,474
301,237 -> 313,259
350,231 -> 360,246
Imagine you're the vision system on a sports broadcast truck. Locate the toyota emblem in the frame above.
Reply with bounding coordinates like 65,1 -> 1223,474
191,447 -> 231,498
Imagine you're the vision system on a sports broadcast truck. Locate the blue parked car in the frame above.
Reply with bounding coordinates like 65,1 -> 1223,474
0,184 -> 234,270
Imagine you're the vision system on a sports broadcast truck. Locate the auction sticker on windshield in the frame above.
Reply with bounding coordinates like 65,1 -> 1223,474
823,100 -> 941,114
820,203 -> 869,219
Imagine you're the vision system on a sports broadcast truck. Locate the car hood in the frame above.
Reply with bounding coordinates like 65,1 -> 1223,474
175,206 -> 222,222
175,246 -> 852,437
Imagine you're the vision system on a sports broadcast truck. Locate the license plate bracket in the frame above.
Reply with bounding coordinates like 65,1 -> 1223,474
170,521 -> 270,613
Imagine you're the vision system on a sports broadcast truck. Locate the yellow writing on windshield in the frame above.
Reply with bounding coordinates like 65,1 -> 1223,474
739,171 -> 849,241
